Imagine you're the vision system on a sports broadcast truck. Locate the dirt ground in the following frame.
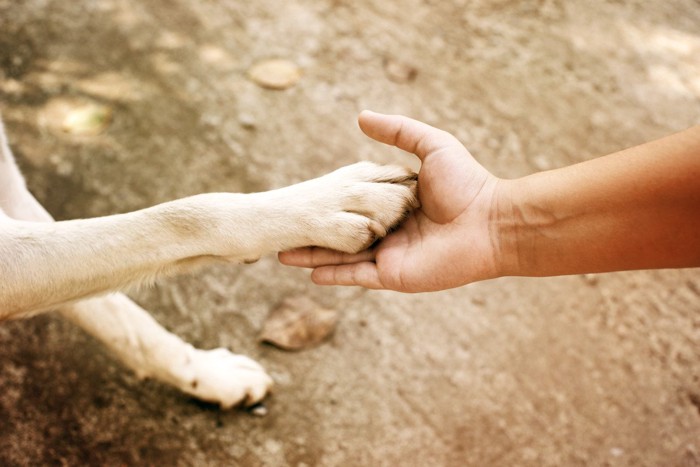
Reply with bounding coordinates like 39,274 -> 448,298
1,0 -> 700,465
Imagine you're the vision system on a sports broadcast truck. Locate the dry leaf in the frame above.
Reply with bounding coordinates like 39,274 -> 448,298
62,103 -> 112,136
248,59 -> 301,90
260,296 -> 339,351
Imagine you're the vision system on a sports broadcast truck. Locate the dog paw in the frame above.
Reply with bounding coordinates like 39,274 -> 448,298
298,162 -> 418,253
176,346 -> 273,409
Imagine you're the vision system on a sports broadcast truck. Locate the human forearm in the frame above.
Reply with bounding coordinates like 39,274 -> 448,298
499,125 -> 700,277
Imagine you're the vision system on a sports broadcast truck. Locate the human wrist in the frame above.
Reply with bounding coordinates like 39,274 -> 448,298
489,178 -> 523,278
490,174 -> 549,278
494,168 -> 602,278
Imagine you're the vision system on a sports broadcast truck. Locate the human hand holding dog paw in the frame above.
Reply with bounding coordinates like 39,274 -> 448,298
280,113 -> 700,292
279,111 -> 508,292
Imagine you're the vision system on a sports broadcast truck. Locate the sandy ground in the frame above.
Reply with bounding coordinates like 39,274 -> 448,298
1,0 -> 700,465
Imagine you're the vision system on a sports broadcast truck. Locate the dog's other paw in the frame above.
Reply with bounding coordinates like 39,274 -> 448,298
175,346 -> 273,409
302,162 -> 418,253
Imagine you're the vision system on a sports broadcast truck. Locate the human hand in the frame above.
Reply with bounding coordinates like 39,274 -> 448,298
278,111 -> 510,292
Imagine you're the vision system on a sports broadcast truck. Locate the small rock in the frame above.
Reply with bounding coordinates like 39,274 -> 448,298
260,295 -> 339,351
582,274 -> 599,286
248,59 -> 301,90
238,113 -> 256,129
383,58 -> 417,83
247,403 -> 268,417
264,439 -> 283,454
470,296 -> 486,306
531,154 -> 552,171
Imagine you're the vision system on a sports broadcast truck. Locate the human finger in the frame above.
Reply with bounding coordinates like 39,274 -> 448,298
358,110 -> 463,162
310,262 -> 385,289
278,247 -> 375,268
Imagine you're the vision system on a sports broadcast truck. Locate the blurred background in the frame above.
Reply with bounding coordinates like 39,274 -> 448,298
1,1 -> 699,465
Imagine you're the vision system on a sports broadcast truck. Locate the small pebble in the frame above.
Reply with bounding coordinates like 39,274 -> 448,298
531,154 -> 552,171
248,403 -> 268,417
471,296 -> 486,306
383,58 -> 417,83
238,113 -> 256,129
582,274 -> 599,286
248,59 -> 301,90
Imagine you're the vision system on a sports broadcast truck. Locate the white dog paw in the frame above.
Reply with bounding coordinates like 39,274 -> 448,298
301,162 -> 418,253
175,346 -> 273,409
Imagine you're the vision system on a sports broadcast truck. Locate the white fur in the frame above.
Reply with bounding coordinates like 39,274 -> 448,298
0,116 -> 417,408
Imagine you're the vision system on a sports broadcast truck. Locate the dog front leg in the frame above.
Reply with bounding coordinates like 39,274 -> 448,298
0,193 -> 254,318
60,295 -> 272,408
